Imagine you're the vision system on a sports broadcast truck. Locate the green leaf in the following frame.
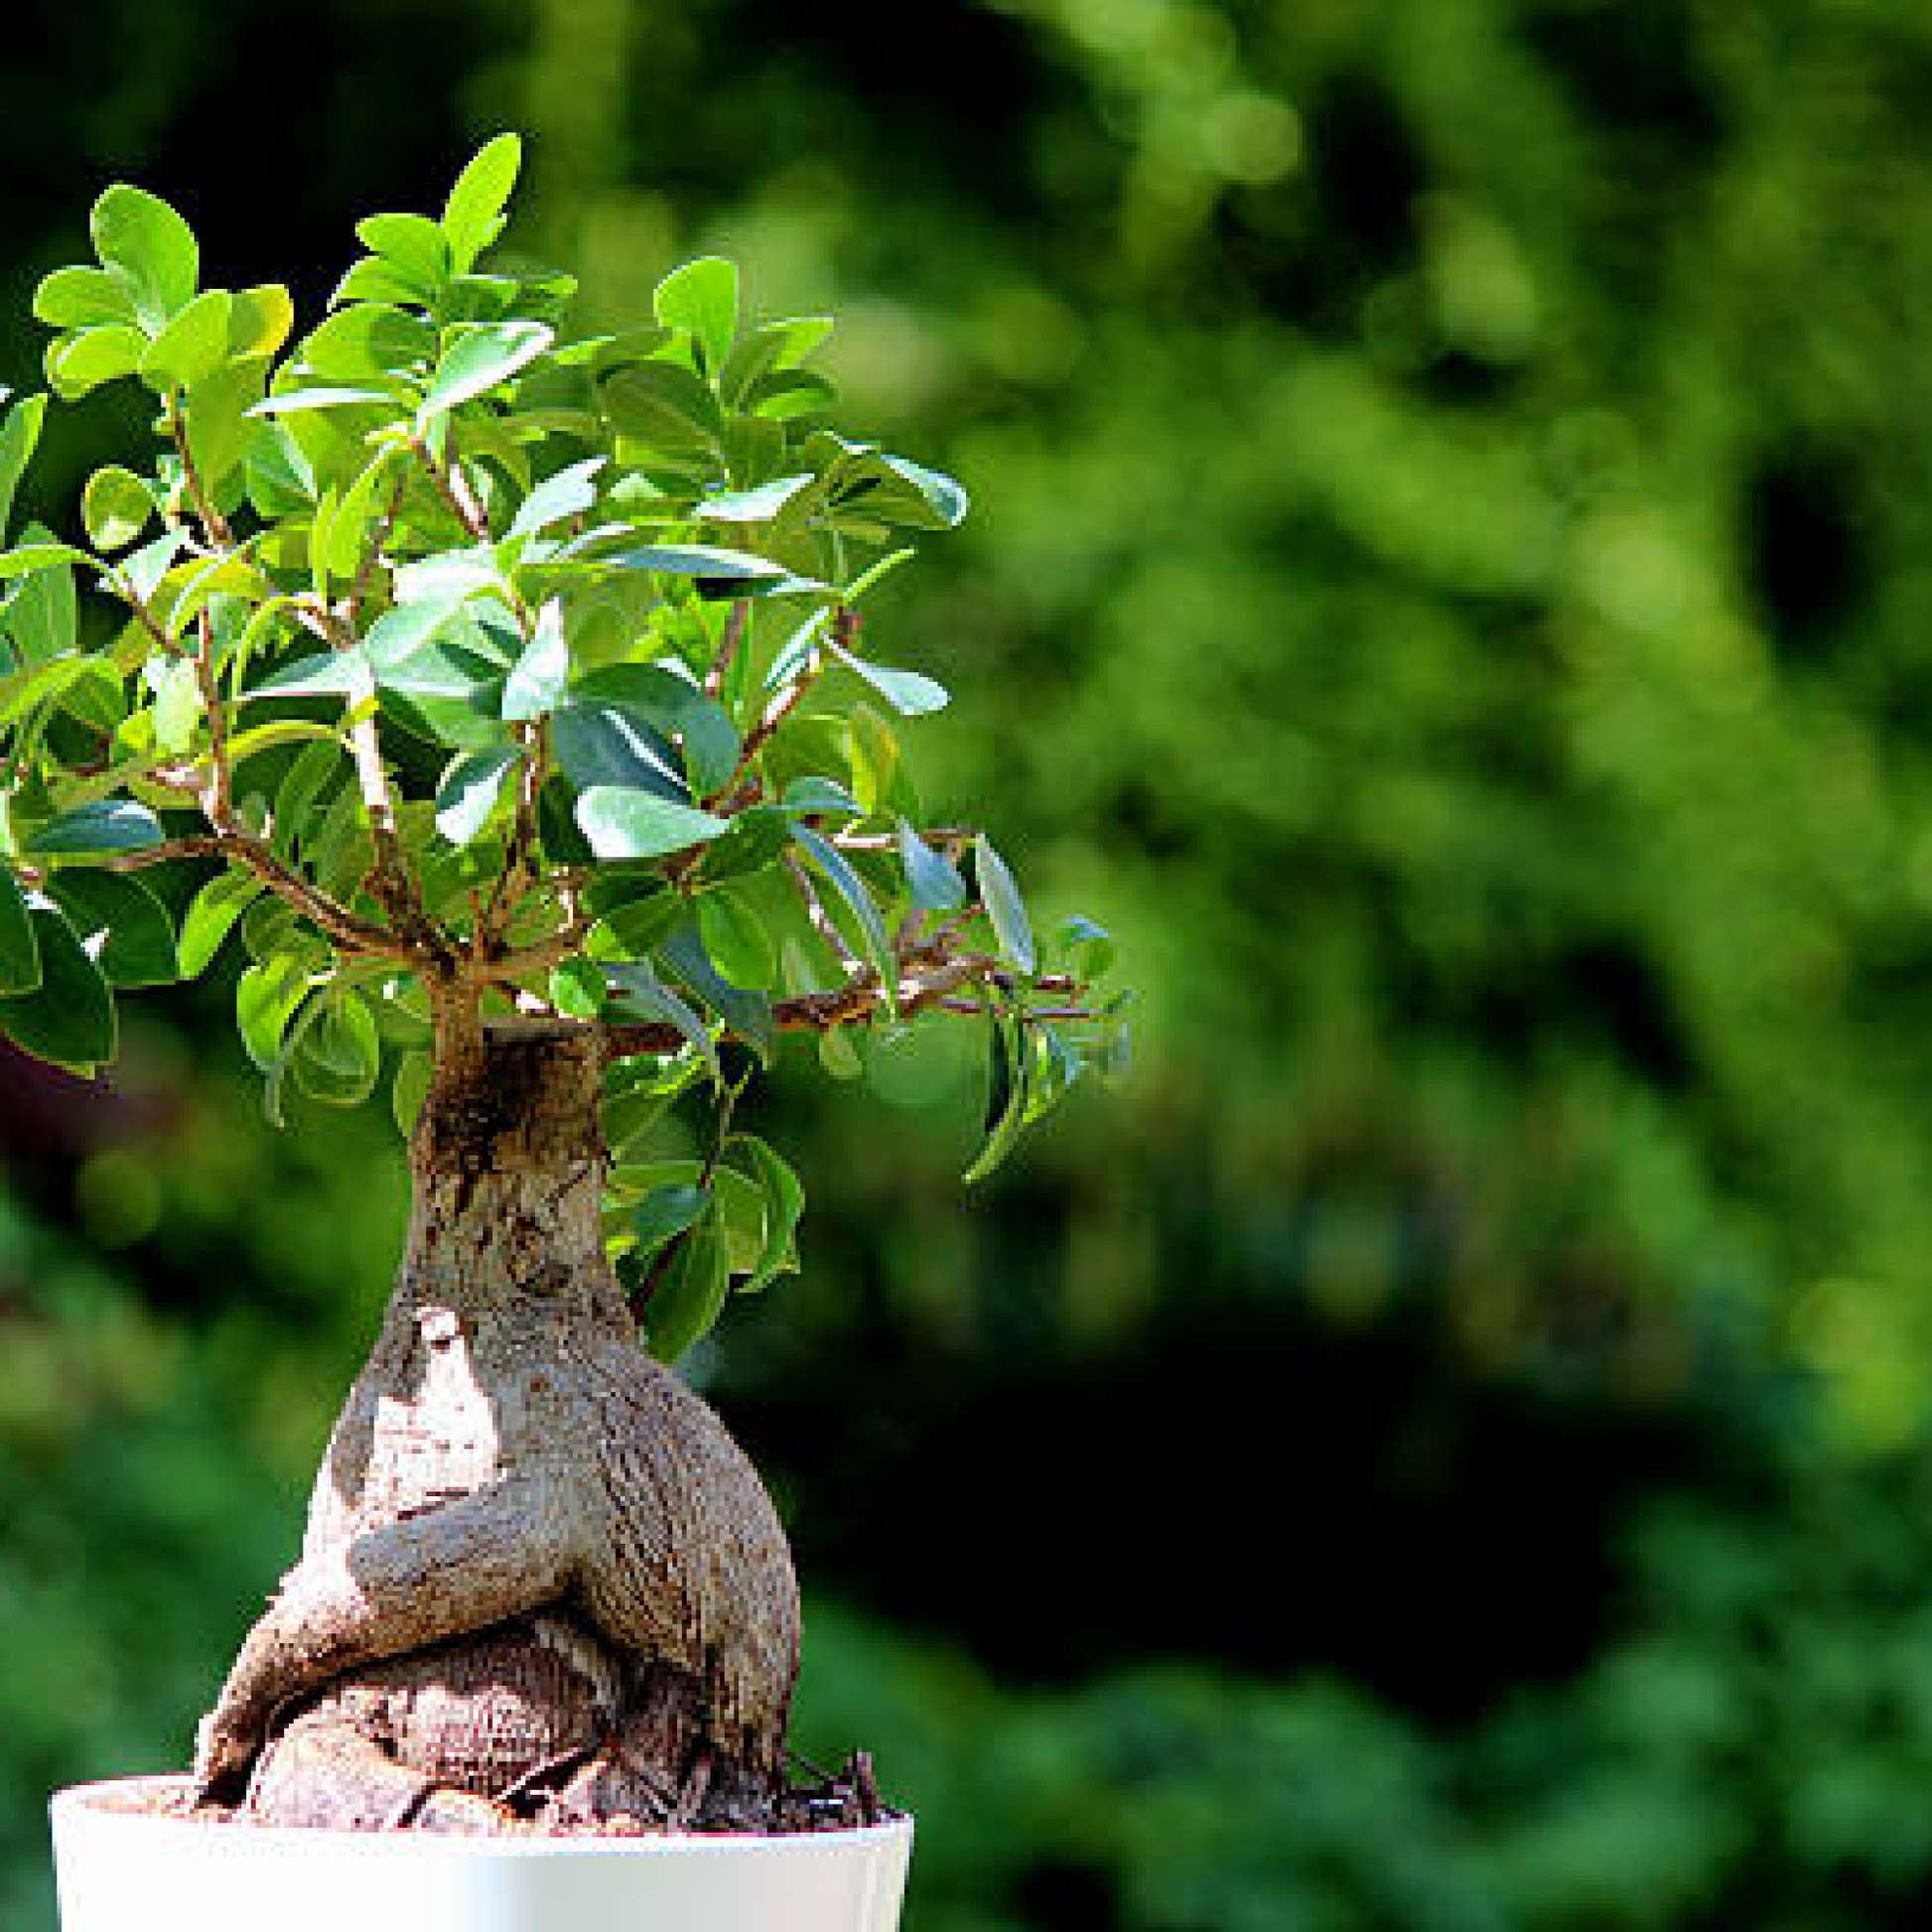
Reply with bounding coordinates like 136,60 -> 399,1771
552,701 -> 687,799
974,834 -> 1035,974
138,289 -> 231,391
507,455 -> 605,539
47,869 -> 177,987
151,655 -> 202,756
81,466 -> 153,551
1058,913 -> 1115,980
693,475 -> 814,523
355,212 -> 451,292
631,1182 -> 707,1259
179,869 -> 261,976
391,1046 -> 432,1136
696,885 -> 776,989
4,532 -> 76,665
549,955 -> 607,1018
46,324 -> 147,399
227,284 -> 295,357
442,132 -> 523,274
500,600 -> 569,721
781,775 -> 864,819
601,360 -> 720,450
243,649 -> 365,701
416,320 -> 554,429
726,1133 -> 805,1294
0,897 -> 115,1070
792,824 -> 897,1009
302,304 -> 437,383
605,542 -> 793,588
187,352 -> 270,492
699,805 -> 789,885
90,185 -> 198,330
0,394 -> 48,543
236,951 -> 313,1072
29,798 -> 165,857
434,746 -> 521,845
0,540 -> 92,582
576,786 -> 730,859
897,821 -> 967,911
249,384 -> 392,418
654,257 -> 740,372
641,1215 -> 731,1362
0,866 -> 41,993
573,664 -> 741,796
661,920 -> 775,1064
832,643 -> 949,717
33,266 -> 135,332
292,990 -> 381,1108
964,1005 -> 1029,1183
587,892 -> 681,963
604,959 -> 722,1083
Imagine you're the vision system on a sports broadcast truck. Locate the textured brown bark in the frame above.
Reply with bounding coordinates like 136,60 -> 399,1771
194,1018 -> 801,1832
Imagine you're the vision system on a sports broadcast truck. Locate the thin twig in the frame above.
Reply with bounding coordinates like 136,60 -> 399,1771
704,599 -> 751,699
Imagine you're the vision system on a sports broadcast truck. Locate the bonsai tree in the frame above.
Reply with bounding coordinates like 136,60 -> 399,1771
0,136 -> 1121,1833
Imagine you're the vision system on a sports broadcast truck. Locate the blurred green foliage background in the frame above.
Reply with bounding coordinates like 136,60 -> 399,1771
8,0 -> 1932,1924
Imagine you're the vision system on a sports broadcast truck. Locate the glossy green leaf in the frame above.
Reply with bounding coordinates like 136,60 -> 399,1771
696,885 -> 776,990
292,991 -> 381,1108
0,897 -> 115,1070
187,352 -> 270,491
792,824 -> 897,1009
179,869 -> 262,977
552,700 -> 687,800
0,394 -> 47,543
831,643 -> 948,717
47,869 -> 177,987
693,475 -> 813,524
654,257 -> 739,372
29,797 -> 165,856
640,1215 -> 730,1362
605,543 -> 792,588
631,1182 -> 707,1260
391,1046 -> 431,1136
604,959 -> 721,1083
507,455 -> 605,539
897,821 -> 967,912
416,320 -> 553,428
236,951 -> 313,1072
151,656 -> 202,756
661,920 -> 775,1064
600,360 -> 720,450
500,600 -> 569,721
576,786 -> 730,859
0,540 -> 91,582
1058,913 -> 1115,980
434,746 -> 521,845
90,185 -> 198,329
138,289 -> 230,390
0,866 -> 41,993
726,1133 -> 805,1294
46,325 -> 146,399
32,266 -> 134,333
442,133 -> 522,273
699,805 -> 790,885
228,283 -> 295,357
780,775 -> 864,819
573,664 -> 740,796
355,212 -> 450,290
81,466 -> 152,550
249,384 -> 392,418
964,1006 -> 1030,1183
4,533 -> 75,665
974,833 -> 1035,974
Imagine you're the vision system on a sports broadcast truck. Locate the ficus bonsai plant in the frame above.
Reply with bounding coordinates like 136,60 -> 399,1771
2,134 -> 1121,1855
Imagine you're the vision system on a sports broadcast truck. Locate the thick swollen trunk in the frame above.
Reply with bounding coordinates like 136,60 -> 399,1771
194,1023 -> 801,1833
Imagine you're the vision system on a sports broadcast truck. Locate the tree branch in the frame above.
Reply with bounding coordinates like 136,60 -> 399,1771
103,833 -> 416,959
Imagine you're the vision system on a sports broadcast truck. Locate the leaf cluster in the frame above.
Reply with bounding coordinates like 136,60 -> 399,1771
0,136 -> 1123,1359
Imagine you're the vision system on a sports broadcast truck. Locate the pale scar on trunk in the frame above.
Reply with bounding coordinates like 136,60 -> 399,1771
194,1027 -> 802,1819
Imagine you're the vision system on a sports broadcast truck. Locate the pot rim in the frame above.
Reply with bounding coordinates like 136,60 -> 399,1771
51,1776 -> 914,1860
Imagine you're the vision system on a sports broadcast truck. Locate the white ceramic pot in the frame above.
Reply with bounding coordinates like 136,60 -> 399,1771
51,1778 -> 913,1932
